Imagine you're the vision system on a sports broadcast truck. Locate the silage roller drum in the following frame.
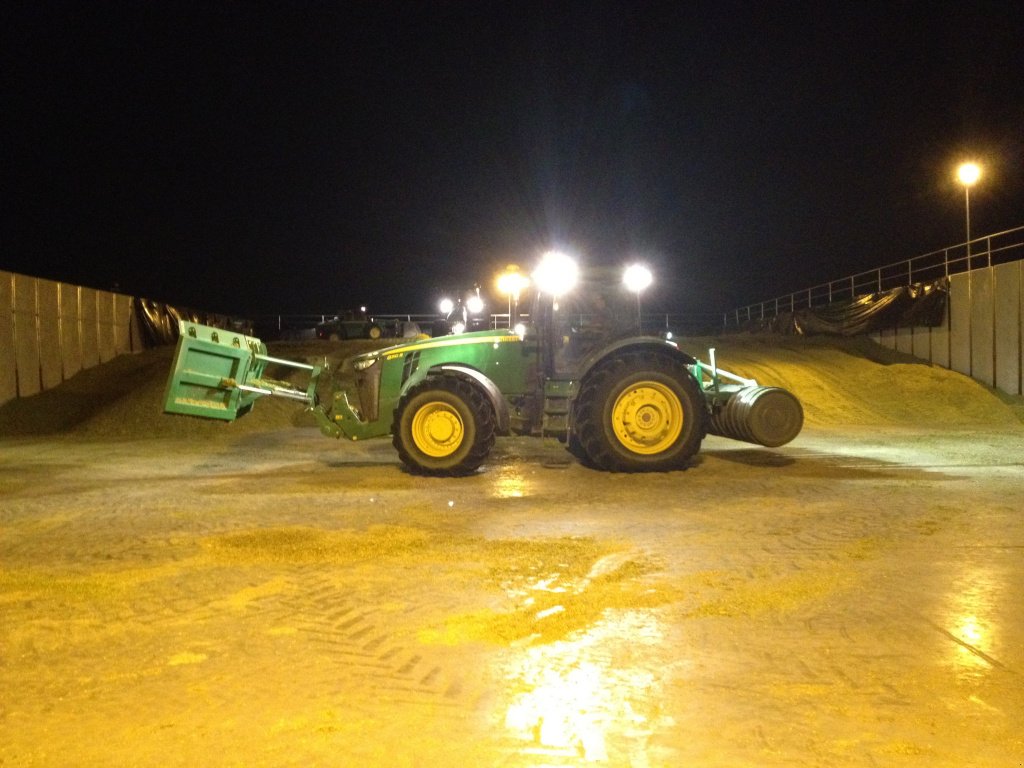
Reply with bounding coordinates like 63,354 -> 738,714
707,386 -> 803,448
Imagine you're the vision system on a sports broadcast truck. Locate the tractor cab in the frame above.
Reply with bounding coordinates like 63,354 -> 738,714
526,263 -> 656,380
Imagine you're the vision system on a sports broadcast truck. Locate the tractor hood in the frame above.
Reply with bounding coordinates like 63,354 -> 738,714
347,328 -> 519,369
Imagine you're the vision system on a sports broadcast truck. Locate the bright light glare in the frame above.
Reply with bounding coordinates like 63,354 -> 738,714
497,270 -> 530,297
513,322 -> 527,339
957,162 -> 981,187
466,295 -> 485,314
501,610 -> 667,761
439,298 -> 454,314
942,563 -> 999,677
491,465 -> 528,499
452,321 -> 466,334
533,251 -> 579,296
623,264 -> 653,293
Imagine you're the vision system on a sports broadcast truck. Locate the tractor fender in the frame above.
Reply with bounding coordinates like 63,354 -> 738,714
428,364 -> 512,436
574,336 -> 696,388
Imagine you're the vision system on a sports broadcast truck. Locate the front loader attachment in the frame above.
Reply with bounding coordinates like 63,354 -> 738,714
163,321 -> 321,421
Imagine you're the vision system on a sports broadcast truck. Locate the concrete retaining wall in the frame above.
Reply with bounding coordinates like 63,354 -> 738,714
0,270 -> 143,407
872,261 -> 1023,396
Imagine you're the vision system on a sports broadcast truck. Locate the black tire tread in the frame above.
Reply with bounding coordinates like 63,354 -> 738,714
573,350 -> 705,472
392,376 -> 496,476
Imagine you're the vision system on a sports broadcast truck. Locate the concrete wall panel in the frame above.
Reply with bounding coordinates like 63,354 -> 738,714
97,290 -> 116,362
37,278 -> 63,391
970,269 -> 994,386
948,272 -> 972,377
60,283 -> 82,380
993,262 -> 1022,395
911,326 -> 931,361
81,287 -> 99,368
113,293 -> 134,354
896,326 -> 914,355
930,313 -> 951,369
12,274 -> 40,397
0,272 -> 16,406
128,297 -> 143,352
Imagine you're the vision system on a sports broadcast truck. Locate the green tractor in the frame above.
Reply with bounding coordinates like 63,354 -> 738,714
163,258 -> 803,475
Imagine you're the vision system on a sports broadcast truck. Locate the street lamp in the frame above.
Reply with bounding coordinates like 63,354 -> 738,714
623,264 -> 653,330
496,265 -> 530,327
956,161 -> 982,258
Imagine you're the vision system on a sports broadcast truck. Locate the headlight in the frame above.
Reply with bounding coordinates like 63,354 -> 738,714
623,263 -> 653,292
533,250 -> 579,296
353,357 -> 378,371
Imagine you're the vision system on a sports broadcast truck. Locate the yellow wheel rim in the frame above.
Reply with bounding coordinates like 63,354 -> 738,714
611,381 -> 684,455
411,401 -> 465,457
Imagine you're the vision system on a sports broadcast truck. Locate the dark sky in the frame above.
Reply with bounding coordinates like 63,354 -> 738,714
4,1 -> 1023,317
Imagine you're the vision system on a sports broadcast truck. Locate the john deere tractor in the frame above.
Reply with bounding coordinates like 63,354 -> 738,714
164,256 -> 803,475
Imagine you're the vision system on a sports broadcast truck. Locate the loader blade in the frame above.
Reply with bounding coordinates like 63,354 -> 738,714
162,321 -> 267,421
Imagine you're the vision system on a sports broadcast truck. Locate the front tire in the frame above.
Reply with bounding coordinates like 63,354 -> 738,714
392,377 -> 495,476
573,351 -> 705,472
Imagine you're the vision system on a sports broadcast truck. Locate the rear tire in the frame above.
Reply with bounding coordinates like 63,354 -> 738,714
574,351 -> 705,472
393,377 -> 495,476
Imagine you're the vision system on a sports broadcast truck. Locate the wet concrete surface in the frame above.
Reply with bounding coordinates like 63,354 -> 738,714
1,426 -> 1023,766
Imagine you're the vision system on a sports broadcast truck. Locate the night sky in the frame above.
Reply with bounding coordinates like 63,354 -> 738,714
5,1 -> 1023,317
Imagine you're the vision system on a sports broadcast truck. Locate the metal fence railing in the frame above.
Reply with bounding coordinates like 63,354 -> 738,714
723,225 -> 1024,327
255,310 -> 721,339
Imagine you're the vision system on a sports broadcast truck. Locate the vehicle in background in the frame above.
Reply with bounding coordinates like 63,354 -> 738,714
315,309 -> 383,340
431,290 -> 490,336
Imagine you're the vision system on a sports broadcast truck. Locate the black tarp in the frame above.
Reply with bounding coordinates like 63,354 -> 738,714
134,298 -> 252,347
737,279 -> 948,336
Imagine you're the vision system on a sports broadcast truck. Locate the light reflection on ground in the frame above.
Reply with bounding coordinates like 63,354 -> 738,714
944,564 -> 1001,676
492,464 -> 530,499
499,610 -> 674,763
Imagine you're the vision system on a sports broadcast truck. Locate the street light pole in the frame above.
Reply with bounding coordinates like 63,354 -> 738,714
496,265 -> 529,328
956,162 -> 981,259
622,264 -> 653,331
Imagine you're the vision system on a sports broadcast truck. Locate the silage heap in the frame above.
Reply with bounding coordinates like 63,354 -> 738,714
689,335 -> 1020,429
0,335 -> 1019,442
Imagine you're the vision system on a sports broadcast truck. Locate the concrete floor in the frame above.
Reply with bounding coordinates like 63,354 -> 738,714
1,425 -> 1022,766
